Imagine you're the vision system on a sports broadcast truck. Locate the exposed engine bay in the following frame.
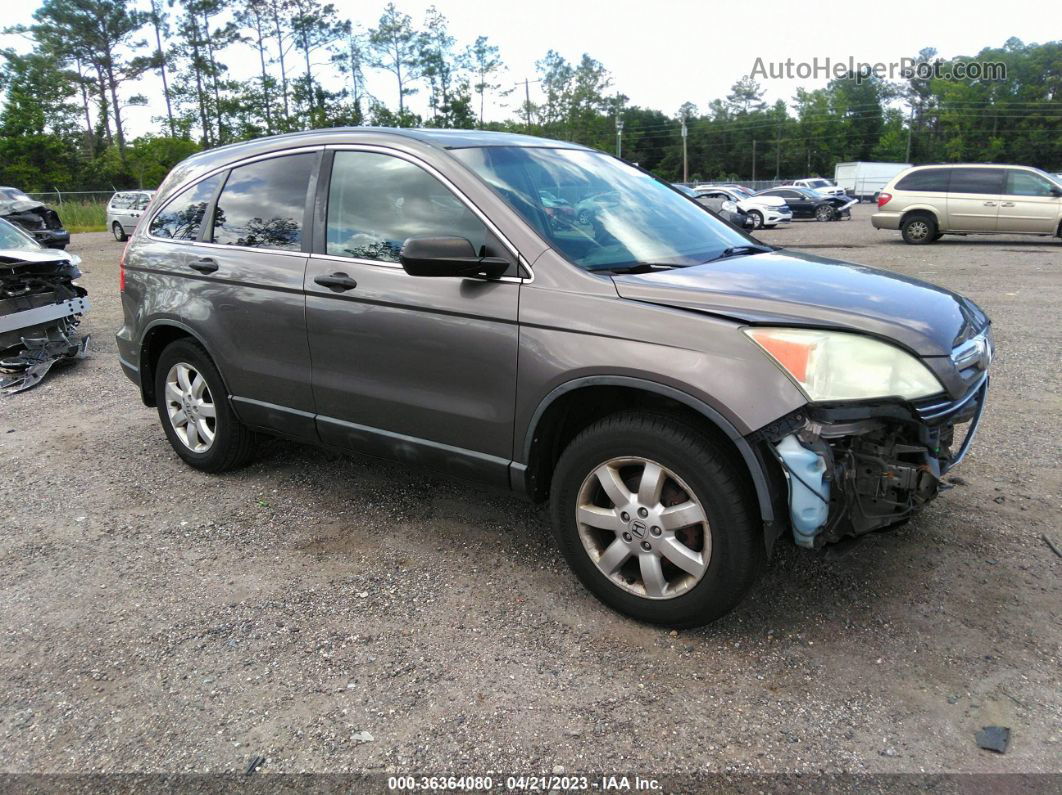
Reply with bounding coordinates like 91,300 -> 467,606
758,380 -> 989,548
0,252 -> 90,394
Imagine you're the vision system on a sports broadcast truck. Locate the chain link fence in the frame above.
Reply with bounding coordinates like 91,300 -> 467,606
24,190 -> 117,205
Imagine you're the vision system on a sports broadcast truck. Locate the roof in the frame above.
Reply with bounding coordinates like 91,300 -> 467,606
198,127 -> 586,160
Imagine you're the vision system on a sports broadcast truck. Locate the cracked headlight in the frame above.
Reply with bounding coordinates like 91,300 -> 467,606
745,328 -> 944,401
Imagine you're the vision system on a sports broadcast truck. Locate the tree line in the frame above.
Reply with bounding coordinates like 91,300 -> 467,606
0,0 -> 1059,192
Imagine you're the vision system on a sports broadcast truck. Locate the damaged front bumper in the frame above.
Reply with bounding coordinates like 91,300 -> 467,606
760,374 -> 989,548
1,254 -> 90,394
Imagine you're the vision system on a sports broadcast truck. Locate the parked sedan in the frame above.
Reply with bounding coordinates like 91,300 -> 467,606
0,187 -> 70,249
756,187 -> 857,221
695,186 -> 792,229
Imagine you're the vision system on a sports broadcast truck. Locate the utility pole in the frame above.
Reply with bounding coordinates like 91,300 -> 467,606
616,117 -> 624,159
681,119 -> 688,183
905,102 -> 915,162
524,79 -> 532,131
752,139 -> 757,183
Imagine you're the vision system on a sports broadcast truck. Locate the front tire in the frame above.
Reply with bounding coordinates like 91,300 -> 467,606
112,221 -> 128,242
550,413 -> 764,627
747,210 -> 764,229
154,339 -> 255,472
814,204 -> 835,222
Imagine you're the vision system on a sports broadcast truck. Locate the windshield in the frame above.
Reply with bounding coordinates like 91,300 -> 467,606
807,179 -> 830,188
451,146 -> 751,271
0,188 -> 32,201
0,218 -> 41,250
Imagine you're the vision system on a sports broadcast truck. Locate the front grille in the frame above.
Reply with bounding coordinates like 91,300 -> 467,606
914,373 -> 987,423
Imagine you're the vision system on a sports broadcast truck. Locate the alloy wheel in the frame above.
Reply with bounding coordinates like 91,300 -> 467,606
164,362 -> 217,453
907,220 -> 929,241
576,456 -> 711,600
112,222 -> 124,241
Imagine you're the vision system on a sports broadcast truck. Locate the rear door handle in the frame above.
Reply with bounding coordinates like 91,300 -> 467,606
314,272 -> 358,291
189,257 -> 219,274
1000,202 -> 1015,207
983,201 -> 997,206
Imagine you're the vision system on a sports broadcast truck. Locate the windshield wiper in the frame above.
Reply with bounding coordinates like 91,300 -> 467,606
703,244 -> 773,263
591,263 -> 684,275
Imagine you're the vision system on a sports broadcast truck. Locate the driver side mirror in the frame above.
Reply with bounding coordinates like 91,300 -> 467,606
1051,187 -> 1062,198
399,236 -> 510,279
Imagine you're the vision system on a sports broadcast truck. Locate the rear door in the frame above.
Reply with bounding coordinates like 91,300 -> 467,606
188,149 -> 320,438
997,169 -> 1061,234
947,168 -> 1004,232
304,147 -> 521,485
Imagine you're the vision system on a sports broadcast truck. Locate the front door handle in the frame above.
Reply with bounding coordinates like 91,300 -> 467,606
189,257 -> 218,273
1000,201 -> 1015,207
983,201 -> 997,206
314,272 -> 358,291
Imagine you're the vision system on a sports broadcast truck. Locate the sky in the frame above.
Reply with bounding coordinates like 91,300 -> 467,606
0,0 -> 1056,137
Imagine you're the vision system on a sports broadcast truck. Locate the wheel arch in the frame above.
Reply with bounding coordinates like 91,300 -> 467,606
899,205 -> 943,226
516,376 -> 779,529
137,320 -> 224,406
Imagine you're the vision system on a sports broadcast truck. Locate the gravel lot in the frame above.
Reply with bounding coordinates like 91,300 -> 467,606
0,205 -> 1059,777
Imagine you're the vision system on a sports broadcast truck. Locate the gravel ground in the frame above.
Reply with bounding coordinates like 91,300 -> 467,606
0,205 -> 1059,777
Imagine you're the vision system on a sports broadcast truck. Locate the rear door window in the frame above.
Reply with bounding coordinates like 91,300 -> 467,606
212,154 -> 316,251
149,174 -> 224,241
1004,170 -> 1055,196
895,169 -> 951,192
948,168 -> 1004,195
325,151 -> 487,263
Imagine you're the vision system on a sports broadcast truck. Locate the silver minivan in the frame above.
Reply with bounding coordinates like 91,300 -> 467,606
107,190 -> 155,241
872,164 -> 1062,244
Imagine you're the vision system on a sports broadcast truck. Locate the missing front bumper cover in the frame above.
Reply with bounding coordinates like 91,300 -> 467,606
766,379 -> 989,548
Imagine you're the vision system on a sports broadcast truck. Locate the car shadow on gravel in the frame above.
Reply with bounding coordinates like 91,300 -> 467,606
246,433 -> 948,645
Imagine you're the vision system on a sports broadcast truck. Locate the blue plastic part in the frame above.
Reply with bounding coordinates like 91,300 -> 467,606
775,434 -> 830,548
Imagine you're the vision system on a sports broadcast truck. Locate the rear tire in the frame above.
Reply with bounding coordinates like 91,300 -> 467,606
112,221 -> 128,242
901,213 -> 937,244
549,412 -> 765,627
154,339 -> 255,473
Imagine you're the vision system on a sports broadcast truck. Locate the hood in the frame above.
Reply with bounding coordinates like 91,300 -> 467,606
0,199 -> 47,215
0,248 -> 74,266
612,249 -> 987,356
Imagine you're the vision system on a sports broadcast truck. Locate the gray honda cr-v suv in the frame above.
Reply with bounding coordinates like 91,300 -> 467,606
117,129 -> 992,626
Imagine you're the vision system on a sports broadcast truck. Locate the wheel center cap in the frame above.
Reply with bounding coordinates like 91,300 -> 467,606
629,519 -> 647,539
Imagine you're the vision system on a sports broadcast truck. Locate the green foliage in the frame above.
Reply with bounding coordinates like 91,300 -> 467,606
1,1 -> 1060,192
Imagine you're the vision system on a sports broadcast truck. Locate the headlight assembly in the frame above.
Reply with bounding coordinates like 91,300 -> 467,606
744,327 -> 944,402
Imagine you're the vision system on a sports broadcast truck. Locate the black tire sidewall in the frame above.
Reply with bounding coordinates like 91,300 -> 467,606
550,414 -> 763,627
901,214 -> 937,244
748,210 -> 763,228
154,339 -> 245,472
112,222 -> 126,241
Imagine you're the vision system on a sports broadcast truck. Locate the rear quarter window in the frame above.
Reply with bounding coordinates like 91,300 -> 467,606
149,174 -> 224,240
895,169 -> 951,192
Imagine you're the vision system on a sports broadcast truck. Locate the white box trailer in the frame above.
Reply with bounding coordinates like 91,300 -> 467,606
834,161 -> 911,202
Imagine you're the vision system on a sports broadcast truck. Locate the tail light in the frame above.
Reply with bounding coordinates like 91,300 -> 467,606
119,240 -> 129,292
877,192 -> 892,208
